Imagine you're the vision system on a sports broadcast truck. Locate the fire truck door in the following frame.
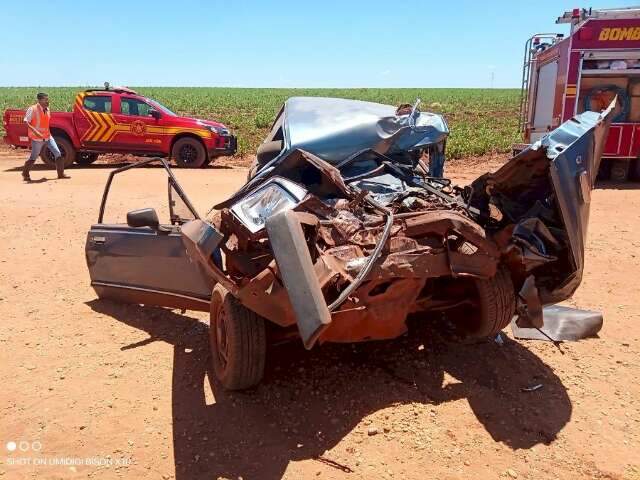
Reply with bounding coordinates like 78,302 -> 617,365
113,97 -> 165,151
532,60 -> 558,141
75,95 -> 114,149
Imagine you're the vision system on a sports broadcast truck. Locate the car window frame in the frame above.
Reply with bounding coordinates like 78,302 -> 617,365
119,96 -> 153,118
83,95 -> 113,114
97,157 -> 200,225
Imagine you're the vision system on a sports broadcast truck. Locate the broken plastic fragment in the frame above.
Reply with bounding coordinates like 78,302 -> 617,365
521,384 -> 543,392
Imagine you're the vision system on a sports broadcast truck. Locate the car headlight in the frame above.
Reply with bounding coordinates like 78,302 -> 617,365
230,177 -> 307,233
205,125 -> 229,135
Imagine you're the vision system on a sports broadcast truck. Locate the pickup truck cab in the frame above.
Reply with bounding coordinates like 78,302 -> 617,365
2,86 -> 237,168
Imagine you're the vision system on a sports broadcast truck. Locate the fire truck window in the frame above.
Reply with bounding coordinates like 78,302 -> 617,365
120,98 -> 151,117
83,96 -> 112,113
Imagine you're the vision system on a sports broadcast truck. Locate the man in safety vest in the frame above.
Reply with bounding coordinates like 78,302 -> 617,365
22,92 -> 70,182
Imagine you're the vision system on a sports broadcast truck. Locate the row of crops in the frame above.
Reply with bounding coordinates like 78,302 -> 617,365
0,87 -> 521,159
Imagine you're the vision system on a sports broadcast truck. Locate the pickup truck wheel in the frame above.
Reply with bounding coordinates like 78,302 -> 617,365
76,152 -> 99,165
172,138 -> 207,168
40,136 -> 75,168
209,285 -> 266,390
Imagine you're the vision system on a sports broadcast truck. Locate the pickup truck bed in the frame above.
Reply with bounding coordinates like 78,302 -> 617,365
3,109 -> 74,147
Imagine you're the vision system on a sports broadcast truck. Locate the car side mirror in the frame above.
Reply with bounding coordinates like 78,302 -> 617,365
149,109 -> 161,120
127,208 -> 159,229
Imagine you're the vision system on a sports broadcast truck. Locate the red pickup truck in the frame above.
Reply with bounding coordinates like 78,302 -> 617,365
2,86 -> 237,168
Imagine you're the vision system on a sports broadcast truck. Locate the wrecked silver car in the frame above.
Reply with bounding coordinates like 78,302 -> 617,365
85,97 -> 613,390
248,97 -> 448,178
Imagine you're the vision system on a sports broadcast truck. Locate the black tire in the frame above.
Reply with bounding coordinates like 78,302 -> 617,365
172,137 -> 207,168
445,266 -> 516,342
471,267 -> 516,339
76,152 -> 99,165
610,159 -> 630,182
40,136 -> 75,168
209,284 -> 266,390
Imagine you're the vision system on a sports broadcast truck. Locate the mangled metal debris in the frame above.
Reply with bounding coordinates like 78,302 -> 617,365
511,305 -> 603,342
87,97 -> 615,390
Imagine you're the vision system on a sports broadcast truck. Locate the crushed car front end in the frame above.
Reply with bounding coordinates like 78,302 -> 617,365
183,99 -> 613,351
88,96 -> 614,390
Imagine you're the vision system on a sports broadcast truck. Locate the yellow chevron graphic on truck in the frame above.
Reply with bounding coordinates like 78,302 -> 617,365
85,110 -> 127,142
75,92 -> 212,143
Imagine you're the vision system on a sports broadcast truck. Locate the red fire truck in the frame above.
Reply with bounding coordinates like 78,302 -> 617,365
3,85 -> 237,168
519,7 -> 640,180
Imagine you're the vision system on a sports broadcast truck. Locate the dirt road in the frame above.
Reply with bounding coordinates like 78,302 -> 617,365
1,151 -> 639,480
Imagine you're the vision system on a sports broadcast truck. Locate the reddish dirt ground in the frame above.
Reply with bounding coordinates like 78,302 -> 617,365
0,148 -> 639,480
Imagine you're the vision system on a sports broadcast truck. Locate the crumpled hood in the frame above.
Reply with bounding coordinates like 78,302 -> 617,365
201,100 -> 614,344
280,97 -> 449,164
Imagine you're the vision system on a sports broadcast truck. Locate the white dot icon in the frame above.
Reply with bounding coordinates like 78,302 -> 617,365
6,441 -> 16,452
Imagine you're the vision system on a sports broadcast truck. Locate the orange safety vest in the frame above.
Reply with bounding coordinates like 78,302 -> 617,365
27,104 -> 51,141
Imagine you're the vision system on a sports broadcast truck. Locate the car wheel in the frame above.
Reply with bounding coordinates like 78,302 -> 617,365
40,136 -> 75,168
209,284 -> 266,390
445,266 -> 516,342
471,267 -> 516,339
172,137 -> 207,168
76,152 -> 99,166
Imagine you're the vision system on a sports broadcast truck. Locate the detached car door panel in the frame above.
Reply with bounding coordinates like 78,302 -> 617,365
85,159 -> 213,311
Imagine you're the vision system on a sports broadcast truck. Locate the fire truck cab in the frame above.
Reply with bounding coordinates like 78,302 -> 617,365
519,7 -> 640,181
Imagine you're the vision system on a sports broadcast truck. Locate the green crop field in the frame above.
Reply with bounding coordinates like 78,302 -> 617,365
0,87 -> 521,159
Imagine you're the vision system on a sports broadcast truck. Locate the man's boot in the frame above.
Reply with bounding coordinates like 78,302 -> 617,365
22,160 -> 33,182
55,156 -> 70,179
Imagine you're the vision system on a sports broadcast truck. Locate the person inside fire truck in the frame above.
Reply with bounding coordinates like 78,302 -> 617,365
22,92 -> 70,182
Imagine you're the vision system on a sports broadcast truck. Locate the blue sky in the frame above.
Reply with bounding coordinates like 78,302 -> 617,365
0,0 -> 634,87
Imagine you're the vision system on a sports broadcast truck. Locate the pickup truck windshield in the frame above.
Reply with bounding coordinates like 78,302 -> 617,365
147,98 -> 176,116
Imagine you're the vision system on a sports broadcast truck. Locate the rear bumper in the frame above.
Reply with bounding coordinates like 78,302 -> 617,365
209,135 -> 237,157
3,134 -> 29,148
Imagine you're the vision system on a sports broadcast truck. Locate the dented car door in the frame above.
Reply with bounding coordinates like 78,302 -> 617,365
85,159 -> 213,311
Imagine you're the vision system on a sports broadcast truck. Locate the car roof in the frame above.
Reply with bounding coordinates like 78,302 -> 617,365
83,87 -> 138,95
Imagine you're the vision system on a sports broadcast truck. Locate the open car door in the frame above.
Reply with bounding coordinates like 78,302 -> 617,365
85,158 -> 213,311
